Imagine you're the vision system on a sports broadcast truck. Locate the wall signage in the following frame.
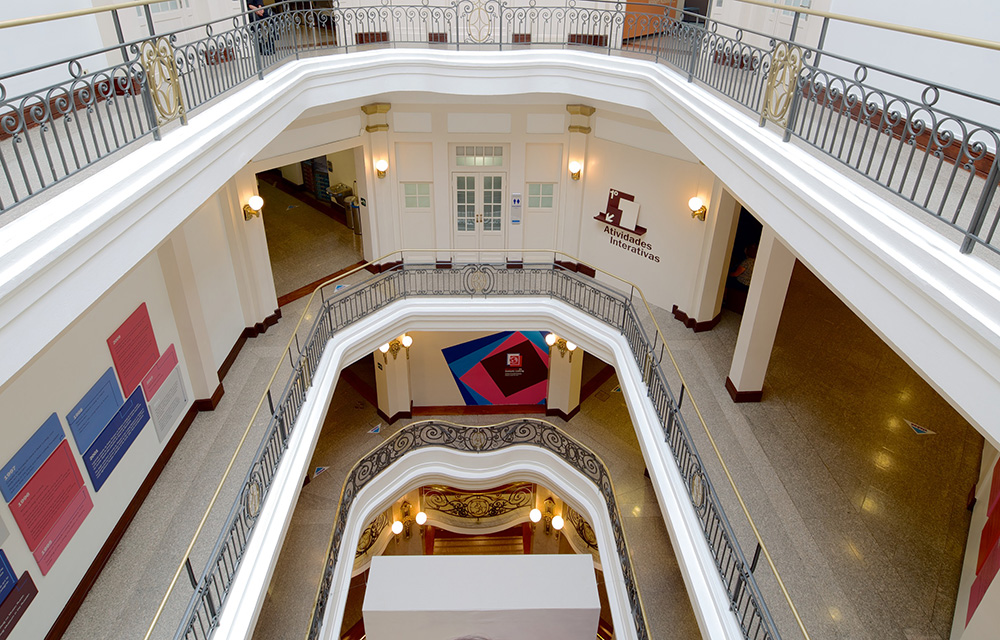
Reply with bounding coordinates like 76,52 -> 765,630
593,189 -> 661,263
442,332 -> 549,405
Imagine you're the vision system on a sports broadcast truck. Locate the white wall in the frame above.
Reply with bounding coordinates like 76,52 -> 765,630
0,251 -> 194,640
182,188 -> 246,370
1,1 -> 108,98
823,0 -> 1000,132
579,125 -> 715,311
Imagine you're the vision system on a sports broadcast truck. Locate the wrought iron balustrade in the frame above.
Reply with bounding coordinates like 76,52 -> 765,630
171,259 -> 780,640
2,0 -> 998,254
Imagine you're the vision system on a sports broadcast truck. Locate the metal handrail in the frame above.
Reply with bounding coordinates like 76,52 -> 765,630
159,250 -> 797,640
1,0 -> 998,255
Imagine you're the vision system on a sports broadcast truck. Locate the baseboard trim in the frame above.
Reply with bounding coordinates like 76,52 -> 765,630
412,404 -> 547,416
545,405 -> 581,421
725,377 -> 763,403
45,403 -> 200,640
218,333 -> 248,380
580,363 -> 616,402
671,305 -> 722,333
276,262 -> 366,308
252,308 -> 282,335
193,383 -> 225,411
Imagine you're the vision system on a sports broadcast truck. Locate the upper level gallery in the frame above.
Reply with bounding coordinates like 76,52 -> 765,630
1,0 -> 998,441
0,2 -> 999,640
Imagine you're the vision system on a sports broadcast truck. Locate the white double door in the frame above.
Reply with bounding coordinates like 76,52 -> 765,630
453,172 -> 506,262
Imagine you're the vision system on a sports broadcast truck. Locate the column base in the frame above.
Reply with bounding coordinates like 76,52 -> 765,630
725,377 -> 762,403
671,305 -> 721,333
377,408 -> 412,425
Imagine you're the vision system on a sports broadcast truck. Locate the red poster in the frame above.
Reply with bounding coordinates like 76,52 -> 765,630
107,303 -> 160,396
142,344 -> 178,401
9,441 -> 86,552
32,485 -> 92,575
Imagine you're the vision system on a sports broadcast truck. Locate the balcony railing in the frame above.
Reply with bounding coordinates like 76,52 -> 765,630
156,253 -> 792,640
1,0 -> 998,255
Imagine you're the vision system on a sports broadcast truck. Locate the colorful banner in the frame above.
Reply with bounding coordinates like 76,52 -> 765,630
0,414 -> 64,503
0,551 -> 15,605
32,486 -> 92,576
66,367 -> 124,455
0,572 -> 36,640
9,441 -> 88,552
83,387 -> 150,491
442,332 -> 549,405
107,303 -> 160,397
142,344 -> 178,402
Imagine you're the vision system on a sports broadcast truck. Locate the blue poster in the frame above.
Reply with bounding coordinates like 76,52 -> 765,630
67,368 -> 124,455
0,414 -> 65,503
82,387 -> 150,492
0,550 -> 14,605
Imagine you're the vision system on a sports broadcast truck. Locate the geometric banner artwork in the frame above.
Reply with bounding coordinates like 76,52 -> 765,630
442,331 -> 549,405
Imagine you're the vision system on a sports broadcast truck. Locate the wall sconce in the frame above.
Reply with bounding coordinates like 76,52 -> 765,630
243,195 -> 263,220
568,160 -> 582,181
379,334 -> 413,363
688,196 -> 707,221
541,497 -> 557,535
545,333 -> 577,361
375,159 -> 388,178
392,501 -> 414,540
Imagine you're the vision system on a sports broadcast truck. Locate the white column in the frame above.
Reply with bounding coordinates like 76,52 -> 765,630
158,236 -> 221,402
231,168 -> 279,324
374,342 -> 412,422
688,181 -> 741,325
726,227 -> 796,402
546,343 -> 584,419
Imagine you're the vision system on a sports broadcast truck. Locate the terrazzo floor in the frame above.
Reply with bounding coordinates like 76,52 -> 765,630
63,187 -> 982,640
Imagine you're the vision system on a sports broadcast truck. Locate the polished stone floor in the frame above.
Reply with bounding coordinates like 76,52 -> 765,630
63,188 -> 982,640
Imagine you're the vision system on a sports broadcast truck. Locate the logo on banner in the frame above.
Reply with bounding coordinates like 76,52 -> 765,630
507,354 -> 522,367
594,189 -> 661,263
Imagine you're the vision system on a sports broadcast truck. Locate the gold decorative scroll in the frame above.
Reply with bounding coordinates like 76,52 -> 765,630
761,42 -> 803,128
140,36 -> 186,127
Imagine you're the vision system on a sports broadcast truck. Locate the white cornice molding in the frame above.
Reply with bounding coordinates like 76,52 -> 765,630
0,50 -> 996,443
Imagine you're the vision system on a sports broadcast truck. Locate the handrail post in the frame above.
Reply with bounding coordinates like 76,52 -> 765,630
686,24 -> 700,82
111,9 -> 129,63
143,4 -> 155,36
815,15 -> 829,66
788,11 -> 800,43
782,67 -> 804,142
139,70 -> 161,141
961,160 -> 1000,253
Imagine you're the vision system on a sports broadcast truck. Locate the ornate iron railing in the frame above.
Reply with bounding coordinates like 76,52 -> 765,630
172,259 -> 780,640
309,418 -> 648,639
2,1 -> 999,254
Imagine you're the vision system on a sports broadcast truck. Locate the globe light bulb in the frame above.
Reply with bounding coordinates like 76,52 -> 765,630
379,343 -> 390,353
530,508 -> 542,523
391,520 -> 403,535
247,195 -> 263,211
552,515 -> 564,531
545,333 -> 557,346
565,341 -> 577,352
401,334 -> 413,348
415,511 -> 427,525
375,159 -> 389,172
568,161 -> 582,174
688,196 -> 704,212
